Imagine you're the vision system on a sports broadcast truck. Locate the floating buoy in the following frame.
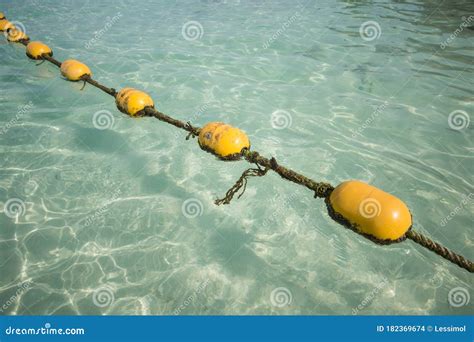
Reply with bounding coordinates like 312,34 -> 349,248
327,180 -> 412,242
60,59 -> 91,81
198,122 -> 250,159
0,12 -> 5,20
115,88 -> 154,116
0,18 -> 11,31
26,41 -> 52,60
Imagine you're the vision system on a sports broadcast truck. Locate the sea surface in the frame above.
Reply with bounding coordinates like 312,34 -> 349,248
0,0 -> 472,315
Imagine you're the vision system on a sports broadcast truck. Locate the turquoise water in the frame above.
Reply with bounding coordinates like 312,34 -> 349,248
0,0 -> 472,315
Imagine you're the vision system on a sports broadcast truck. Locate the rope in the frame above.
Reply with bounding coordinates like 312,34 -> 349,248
243,150 -> 335,198
217,150 -> 333,205
406,230 -> 473,272
41,54 -> 61,67
4,24 -> 473,273
82,75 -> 117,97
144,107 -> 201,137
215,163 -> 269,205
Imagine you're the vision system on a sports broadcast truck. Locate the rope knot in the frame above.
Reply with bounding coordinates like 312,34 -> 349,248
270,157 -> 278,169
185,121 -> 200,140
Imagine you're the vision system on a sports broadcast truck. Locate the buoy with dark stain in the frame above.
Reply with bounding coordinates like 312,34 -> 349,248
0,18 -> 11,31
60,59 -> 92,81
26,41 -> 53,60
198,122 -> 250,160
115,88 -> 154,116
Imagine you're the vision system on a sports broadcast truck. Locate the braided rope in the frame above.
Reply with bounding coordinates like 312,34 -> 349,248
406,230 -> 473,273
82,75 -> 117,97
5,27 -> 473,273
243,150 -> 335,198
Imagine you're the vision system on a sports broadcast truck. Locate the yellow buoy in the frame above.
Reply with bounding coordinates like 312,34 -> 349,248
198,122 -> 250,159
0,18 -> 11,31
328,180 -> 412,241
0,12 -> 5,20
26,41 -> 53,60
60,59 -> 92,81
115,88 -> 154,116
6,27 -> 29,43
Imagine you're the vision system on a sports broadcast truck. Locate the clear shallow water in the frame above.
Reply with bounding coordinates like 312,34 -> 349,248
0,0 -> 472,315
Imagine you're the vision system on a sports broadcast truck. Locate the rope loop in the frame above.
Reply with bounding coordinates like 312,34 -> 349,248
80,78 -> 87,91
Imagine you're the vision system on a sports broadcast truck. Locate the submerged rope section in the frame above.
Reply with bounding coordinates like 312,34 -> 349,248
5,29 -> 472,273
